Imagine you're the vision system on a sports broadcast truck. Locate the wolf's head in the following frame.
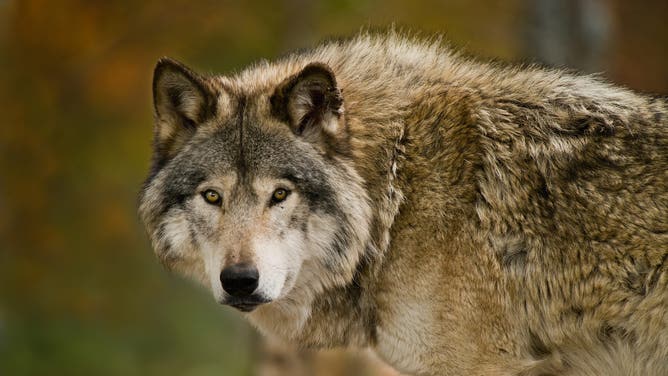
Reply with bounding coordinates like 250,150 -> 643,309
139,58 -> 372,313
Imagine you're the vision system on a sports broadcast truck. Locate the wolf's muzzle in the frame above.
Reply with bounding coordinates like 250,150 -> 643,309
220,263 -> 259,298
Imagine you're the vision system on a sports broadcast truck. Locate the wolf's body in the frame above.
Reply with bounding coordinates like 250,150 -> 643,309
139,32 -> 668,375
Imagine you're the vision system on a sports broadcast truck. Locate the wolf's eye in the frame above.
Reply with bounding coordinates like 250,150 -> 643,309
271,188 -> 290,204
202,189 -> 222,206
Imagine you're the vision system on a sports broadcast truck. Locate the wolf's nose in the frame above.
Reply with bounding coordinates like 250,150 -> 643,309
220,263 -> 259,298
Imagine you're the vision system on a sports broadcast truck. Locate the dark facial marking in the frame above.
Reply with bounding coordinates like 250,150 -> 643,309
237,96 -> 248,178
146,120 -> 239,217
158,167 -> 207,215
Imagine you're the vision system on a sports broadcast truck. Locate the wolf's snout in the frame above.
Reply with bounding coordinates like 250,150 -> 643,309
220,263 -> 259,297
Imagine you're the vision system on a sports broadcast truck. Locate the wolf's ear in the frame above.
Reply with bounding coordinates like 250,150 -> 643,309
152,57 -> 216,161
270,63 -> 345,144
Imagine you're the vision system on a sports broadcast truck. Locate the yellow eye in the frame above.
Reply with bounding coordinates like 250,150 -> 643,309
202,189 -> 222,206
271,188 -> 289,203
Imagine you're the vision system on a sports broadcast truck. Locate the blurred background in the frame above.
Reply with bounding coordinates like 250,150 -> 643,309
0,0 -> 666,375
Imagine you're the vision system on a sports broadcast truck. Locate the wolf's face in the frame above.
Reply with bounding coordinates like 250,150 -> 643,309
139,59 -> 371,312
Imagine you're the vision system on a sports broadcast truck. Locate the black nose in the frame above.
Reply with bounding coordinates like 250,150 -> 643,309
220,263 -> 259,298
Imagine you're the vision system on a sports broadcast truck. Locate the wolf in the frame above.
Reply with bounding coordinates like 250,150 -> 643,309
139,32 -> 668,375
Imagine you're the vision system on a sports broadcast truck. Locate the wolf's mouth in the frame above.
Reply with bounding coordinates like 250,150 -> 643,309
230,302 -> 261,312
224,296 -> 271,312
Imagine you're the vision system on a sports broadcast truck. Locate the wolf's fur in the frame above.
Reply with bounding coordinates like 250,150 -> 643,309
139,32 -> 668,375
